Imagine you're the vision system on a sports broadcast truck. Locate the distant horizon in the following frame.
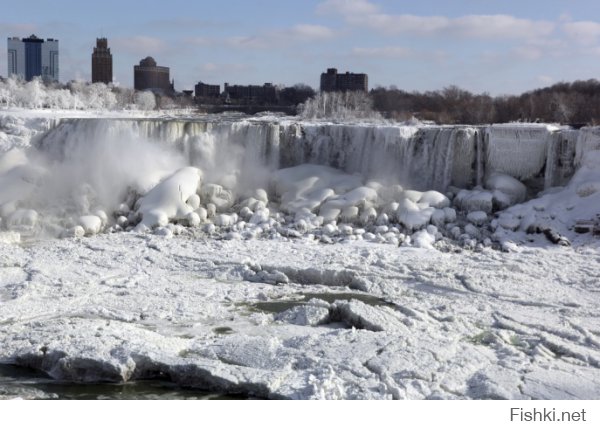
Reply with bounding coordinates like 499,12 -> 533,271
2,0 -> 600,96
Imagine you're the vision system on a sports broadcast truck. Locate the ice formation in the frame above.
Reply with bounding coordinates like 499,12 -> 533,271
1,109 -> 600,400
0,111 -> 599,251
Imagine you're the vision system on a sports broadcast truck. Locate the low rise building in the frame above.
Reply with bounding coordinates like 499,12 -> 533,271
320,68 -> 368,92
134,56 -> 173,94
195,82 -> 220,99
223,82 -> 277,104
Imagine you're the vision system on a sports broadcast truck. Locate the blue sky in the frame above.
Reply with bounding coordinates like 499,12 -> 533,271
2,0 -> 600,94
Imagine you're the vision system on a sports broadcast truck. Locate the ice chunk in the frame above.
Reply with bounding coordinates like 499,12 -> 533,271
455,190 -> 493,214
7,209 -> 38,230
443,207 -> 457,223
418,190 -> 450,209
136,167 -> 202,229
411,229 -> 436,249
79,215 -> 102,236
497,213 -> 521,231
467,211 -> 488,226
485,172 -> 526,204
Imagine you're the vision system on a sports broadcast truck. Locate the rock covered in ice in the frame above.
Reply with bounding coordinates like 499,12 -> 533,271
201,183 -> 234,211
63,225 -> 85,238
276,300 -> 330,326
418,191 -> 450,209
497,213 -> 521,231
272,164 -> 363,215
186,194 -> 200,210
6,209 -> 38,230
431,209 -> 446,227
467,211 -> 488,226
464,223 -> 481,239
79,215 -> 102,236
411,229 -> 436,249
455,190 -> 493,214
136,167 -> 202,229
397,198 -> 435,231
485,172 -> 527,205
443,207 -> 457,223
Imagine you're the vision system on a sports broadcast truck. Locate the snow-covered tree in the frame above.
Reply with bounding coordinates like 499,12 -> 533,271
300,91 -> 382,121
134,91 -> 156,111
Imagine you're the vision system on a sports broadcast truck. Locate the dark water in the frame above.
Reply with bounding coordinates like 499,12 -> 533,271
250,291 -> 394,314
0,365 -> 246,400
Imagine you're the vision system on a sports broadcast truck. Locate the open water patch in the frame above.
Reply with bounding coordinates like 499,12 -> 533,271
0,364 -> 247,399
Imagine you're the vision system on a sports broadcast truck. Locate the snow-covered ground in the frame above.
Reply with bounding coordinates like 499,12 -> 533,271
1,233 -> 599,399
1,108 -> 599,399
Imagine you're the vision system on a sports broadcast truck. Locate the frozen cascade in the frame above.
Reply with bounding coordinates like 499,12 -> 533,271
575,127 -> 600,166
31,118 -> 597,196
544,130 -> 578,188
485,124 -> 557,181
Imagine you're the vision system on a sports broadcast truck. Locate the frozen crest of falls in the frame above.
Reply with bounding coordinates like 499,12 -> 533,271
33,118 -> 597,192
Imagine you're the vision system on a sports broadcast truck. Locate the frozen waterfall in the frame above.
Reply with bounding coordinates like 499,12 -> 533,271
33,118 -> 596,194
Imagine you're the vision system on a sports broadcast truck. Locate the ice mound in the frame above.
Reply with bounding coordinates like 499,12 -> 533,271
273,164 -> 364,213
485,172 -> 527,206
492,150 -> 600,244
136,167 -> 202,230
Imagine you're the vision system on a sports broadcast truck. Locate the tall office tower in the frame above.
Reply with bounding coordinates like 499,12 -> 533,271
7,35 -> 59,81
91,38 -> 113,84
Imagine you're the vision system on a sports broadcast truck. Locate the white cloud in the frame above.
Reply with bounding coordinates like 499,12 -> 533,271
227,24 -> 334,50
563,21 -> 600,45
512,46 -> 544,61
317,1 -> 554,41
448,15 -> 554,39
358,14 -> 553,39
352,46 -> 412,58
289,24 -> 335,41
316,0 -> 379,17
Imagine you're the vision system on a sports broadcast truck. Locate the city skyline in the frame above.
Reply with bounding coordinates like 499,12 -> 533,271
1,0 -> 600,95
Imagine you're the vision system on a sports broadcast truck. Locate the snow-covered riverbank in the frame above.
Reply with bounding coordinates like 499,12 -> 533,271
1,234 -> 599,399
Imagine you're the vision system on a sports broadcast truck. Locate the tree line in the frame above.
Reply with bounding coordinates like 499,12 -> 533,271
370,80 -> 600,125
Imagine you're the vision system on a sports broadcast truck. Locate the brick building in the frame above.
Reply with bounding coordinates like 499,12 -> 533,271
134,56 -> 173,94
195,82 -> 220,99
91,38 -> 112,84
223,82 -> 277,104
320,68 -> 368,92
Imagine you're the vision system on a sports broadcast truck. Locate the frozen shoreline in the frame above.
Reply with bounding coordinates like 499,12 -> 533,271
1,234 -> 599,399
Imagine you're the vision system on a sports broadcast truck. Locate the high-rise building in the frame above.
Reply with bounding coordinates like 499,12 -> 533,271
7,35 -> 59,82
91,38 -> 112,84
320,68 -> 368,92
134,57 -> 173,94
